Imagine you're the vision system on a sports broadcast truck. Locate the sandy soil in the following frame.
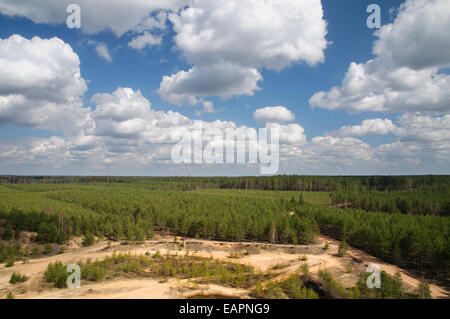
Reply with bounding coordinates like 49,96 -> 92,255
317,235 -> 449,299
0,235 -> 448,299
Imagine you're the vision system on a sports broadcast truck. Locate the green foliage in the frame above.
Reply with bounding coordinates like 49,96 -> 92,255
31,246 -> 40,258
416,281 -> 431,299
53,252 -> 269,290
251,274 -> 318,299
2,225 -> 14,240
36,222 -> 58,243
6,292 -> 14,299
337,239 -> 348,257
9,272 -> 27,284
43,244 -> 52,255
5,258 -> 14,267
318,270 -> 351,298
300,204 -> 449,279
330,185 -> 450,216
346,264 -> 353,273
0,243 -> 23,263
82,233 -> 94,247
0,176 -> 448,281
300,263 -> 309,275
44,261 -> 68,288
354,271 -> 414,299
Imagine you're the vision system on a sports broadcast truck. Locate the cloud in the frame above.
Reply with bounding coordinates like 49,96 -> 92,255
254,106 -> 295,123
133,11 -> 168,33
158,63 -> 262,105
0,34 -> 89,132
2,90 -> 450,174
324,113 -> 450,167
91,87 -> 191,143
307,136 -> 373,162
266,122 -> 306,145
373,0 -> 450,70
0,0 -> 185,36
169,0 -> 328,70
128,32 -> 162,50
0,0 -> 329,108
195,100 -> 216,116
396,113 -> 450,160
159,0 -> 328,105
333,118 -> 400,137
95,43 -> 112,62
309,0 -> 450,113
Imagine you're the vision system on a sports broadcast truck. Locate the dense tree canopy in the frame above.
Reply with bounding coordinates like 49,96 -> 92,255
0,176 -> 448,282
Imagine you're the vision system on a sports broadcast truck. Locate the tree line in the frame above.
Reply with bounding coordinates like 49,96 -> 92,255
330,185 -> 450,216
2,175 -> 449,192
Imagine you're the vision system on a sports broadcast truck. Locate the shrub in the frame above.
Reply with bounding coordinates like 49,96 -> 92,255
2,225 -> 14,240
6,292 -> 14,299
44,244 -> 52,255
135,228 -> 145,242
9,272 -> 27,284
36,222 -> 58,243
31,246 -> 40,257
5,259 -> 14,267
337,239 -> 348,257
346,264 -> 353,273
300,263 -> 309,275
416,281 -> 431,299
44,261 -> 68,288
82,233 -> 94,247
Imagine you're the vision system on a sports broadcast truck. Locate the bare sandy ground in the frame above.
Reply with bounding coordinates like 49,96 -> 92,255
0,235 -> 448,299
317,235 -> 449,299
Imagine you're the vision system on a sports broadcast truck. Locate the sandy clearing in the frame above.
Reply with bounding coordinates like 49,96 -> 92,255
1,235 -> 448,299
317,235 -> 450,299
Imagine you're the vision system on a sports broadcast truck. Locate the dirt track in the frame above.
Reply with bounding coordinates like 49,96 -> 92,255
0,235 -> 448,299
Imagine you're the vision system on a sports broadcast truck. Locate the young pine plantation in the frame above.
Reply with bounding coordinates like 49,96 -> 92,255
0,176 -> 448,299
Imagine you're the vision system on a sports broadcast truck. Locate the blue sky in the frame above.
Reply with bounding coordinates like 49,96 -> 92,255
0,0 -> 449,176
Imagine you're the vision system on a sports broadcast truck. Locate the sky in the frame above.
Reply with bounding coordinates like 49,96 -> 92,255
0,0 -> 449,176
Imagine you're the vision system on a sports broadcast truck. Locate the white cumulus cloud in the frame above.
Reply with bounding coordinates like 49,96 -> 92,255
0,0 -> 185,36
309,0 -> 450,113
128,32 -> 162,50
0,34 -> 89,132
333,119 -> 400,137
159,63 -> 262,105
254,106 -> 295,123
159,0 -> 328,105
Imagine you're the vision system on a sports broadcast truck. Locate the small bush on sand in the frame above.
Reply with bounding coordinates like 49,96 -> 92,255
337,239 -> 348,257
9,272 -> 27,284
416,281 -> 431,299
44,261 -> 68,288
5,258 -> 14,267
82,233 -> 94,247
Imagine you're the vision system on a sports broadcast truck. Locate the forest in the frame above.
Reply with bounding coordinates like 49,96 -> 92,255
0,175 -> 449,284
